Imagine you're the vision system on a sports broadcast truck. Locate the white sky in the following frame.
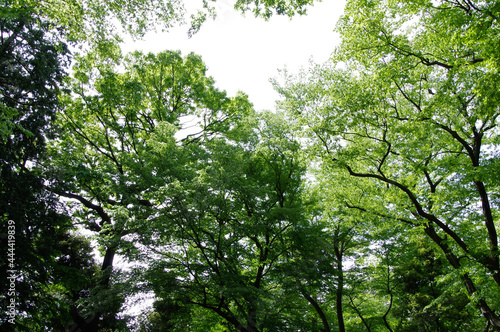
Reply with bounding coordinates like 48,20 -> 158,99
122,0 -> 346,111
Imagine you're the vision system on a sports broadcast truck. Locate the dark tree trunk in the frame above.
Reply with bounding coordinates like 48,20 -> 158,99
298,280 -> 331,332
334,253 -> 345,332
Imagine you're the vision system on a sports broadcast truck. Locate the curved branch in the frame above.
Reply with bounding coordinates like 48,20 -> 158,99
297,280 -> 331,332
343,164 -> 471,255
55,190 -> 110,227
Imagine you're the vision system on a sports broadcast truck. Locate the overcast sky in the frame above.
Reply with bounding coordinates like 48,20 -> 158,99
122,0 -> 346,111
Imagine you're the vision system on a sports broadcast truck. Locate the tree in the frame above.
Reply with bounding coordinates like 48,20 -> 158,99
0,6 -> 99,330
288,179 -> 380,332
4,0 -> 183,42
4,0 -> 320,47
136,111 -> 319,331
390,236 -> 479,331
2,0 -> 326,329
47,49 -> 254,330
0,5 -> 68,177
275,0 -> 500,329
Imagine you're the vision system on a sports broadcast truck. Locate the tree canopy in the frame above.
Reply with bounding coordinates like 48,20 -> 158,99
2,0 -> 500,330
275,0 -> 500,329
0,6 -> 99,330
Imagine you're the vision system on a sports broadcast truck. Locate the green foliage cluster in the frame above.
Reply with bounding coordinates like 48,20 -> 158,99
275,0 -> 500,330
2,0 -> 500,331
233,0 -> 317,18
0,5 -> 99,330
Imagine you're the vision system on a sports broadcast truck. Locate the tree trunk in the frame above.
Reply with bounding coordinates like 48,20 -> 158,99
424,225 -> 500,331
333,230 -> 347,332
335,256 -> 345,332
70,246 -> 116,331
298,280 -> 331,332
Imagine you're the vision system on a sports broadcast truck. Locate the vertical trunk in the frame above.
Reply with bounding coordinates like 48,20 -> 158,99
334,233 -> 346,332
478,299 -> 500,331
101,246 -> 116,285
474,180 -> 500,287
71,246 -> 116,331
247,254 -> 266,332
335,259 -> 345,332
424,225 -> 500,331
382,292 -> 393,332
470,133 -> 500,287
382,261 -> 393,332
247,308 -> 258,332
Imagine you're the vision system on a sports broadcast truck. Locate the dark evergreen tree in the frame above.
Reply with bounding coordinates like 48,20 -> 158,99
0,6 -> 96,330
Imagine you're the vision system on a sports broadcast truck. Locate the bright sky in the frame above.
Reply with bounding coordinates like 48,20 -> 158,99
122,0 -> 346,111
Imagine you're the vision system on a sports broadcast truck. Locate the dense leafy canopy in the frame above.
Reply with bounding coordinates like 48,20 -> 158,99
0,6 -> 98,330
44,48 -> 254,329
275,0 -> 500,329
2,0 -> 500,330
137,112 -> 313,331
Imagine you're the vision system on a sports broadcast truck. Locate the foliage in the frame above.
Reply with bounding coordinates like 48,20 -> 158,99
136,111 -> 320,331
3,0 -> 321,46
47,48 -> 255,329
233,0 -> 318,19
0,7 -> 98,330
6,0 -> 499,329
2,0 -> 184,43
390,238 -> 480,331
275,0 -> 500,329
